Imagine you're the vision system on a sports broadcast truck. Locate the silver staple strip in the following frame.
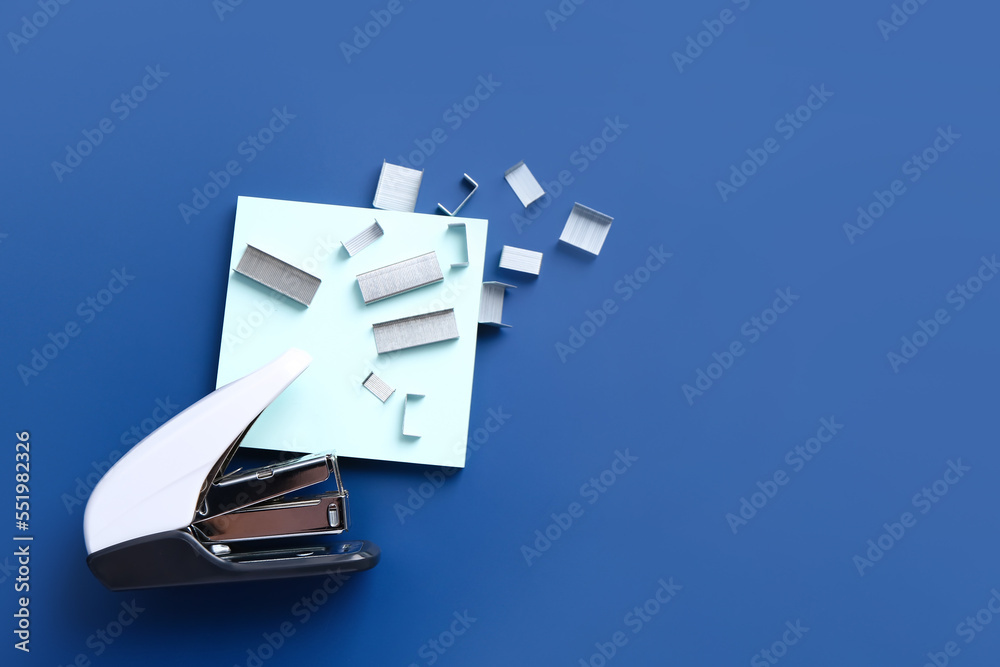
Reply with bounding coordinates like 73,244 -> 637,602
479,282 -> 515,328
504,161 -> 545,207
342,220 -> 384,257
356,251 -> 443,304
373,160 -> 423,212
402,393 -> 425,438
372,309 -> 459,354
437,173 -> 478,216
447,222 -> 469,268
559,203 -> 614,255
499,245 -> 543,275
234,244 -> 321,306
362,372 -> 395,403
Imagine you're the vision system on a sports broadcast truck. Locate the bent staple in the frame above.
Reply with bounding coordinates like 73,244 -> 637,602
437,174 -> 478,216
402,393 -> 425,437
447,222 -> 470,268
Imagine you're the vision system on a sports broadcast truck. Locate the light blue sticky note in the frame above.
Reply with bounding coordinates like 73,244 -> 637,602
216,196 -> 487,468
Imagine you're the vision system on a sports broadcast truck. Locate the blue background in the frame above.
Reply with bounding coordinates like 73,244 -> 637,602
3,1 -> 999,665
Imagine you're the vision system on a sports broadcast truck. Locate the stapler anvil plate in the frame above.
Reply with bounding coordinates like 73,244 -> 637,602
83,348 -> 380,591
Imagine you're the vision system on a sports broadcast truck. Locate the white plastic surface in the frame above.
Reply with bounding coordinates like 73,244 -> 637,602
83,349 -> 311,554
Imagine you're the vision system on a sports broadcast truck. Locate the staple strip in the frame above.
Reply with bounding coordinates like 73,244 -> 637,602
373,160 -> 423,212
372,309 -> 459,354
504,161 -> 545,207
342,220 -> 384,257
356,251 -> 443,304
362,372 -> 395,403
479,282 -> 514,328
499,246 -> 543,275
559,203 -> 614,255
234,244 -> 321,306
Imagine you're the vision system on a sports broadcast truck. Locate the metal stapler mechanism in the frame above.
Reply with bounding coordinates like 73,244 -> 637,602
84,348 -> 380,590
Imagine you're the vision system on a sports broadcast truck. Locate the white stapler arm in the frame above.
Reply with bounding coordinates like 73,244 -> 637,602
83,348 -> 379,590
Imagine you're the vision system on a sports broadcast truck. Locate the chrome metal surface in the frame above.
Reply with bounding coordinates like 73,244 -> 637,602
356,251 -> 443,304
234,244 -> 322,306
437,173 -> 479,216
478,282 -> 515,328
362,372 -> 395,403
504,161 -> 545,207
559,203 -> 614,255
342,220 -> 384,257
373,160 -> 423,212
372,308 -> 460,354
499,245 -> 543,275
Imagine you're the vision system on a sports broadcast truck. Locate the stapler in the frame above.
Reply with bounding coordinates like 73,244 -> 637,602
84,348 -> 380,591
